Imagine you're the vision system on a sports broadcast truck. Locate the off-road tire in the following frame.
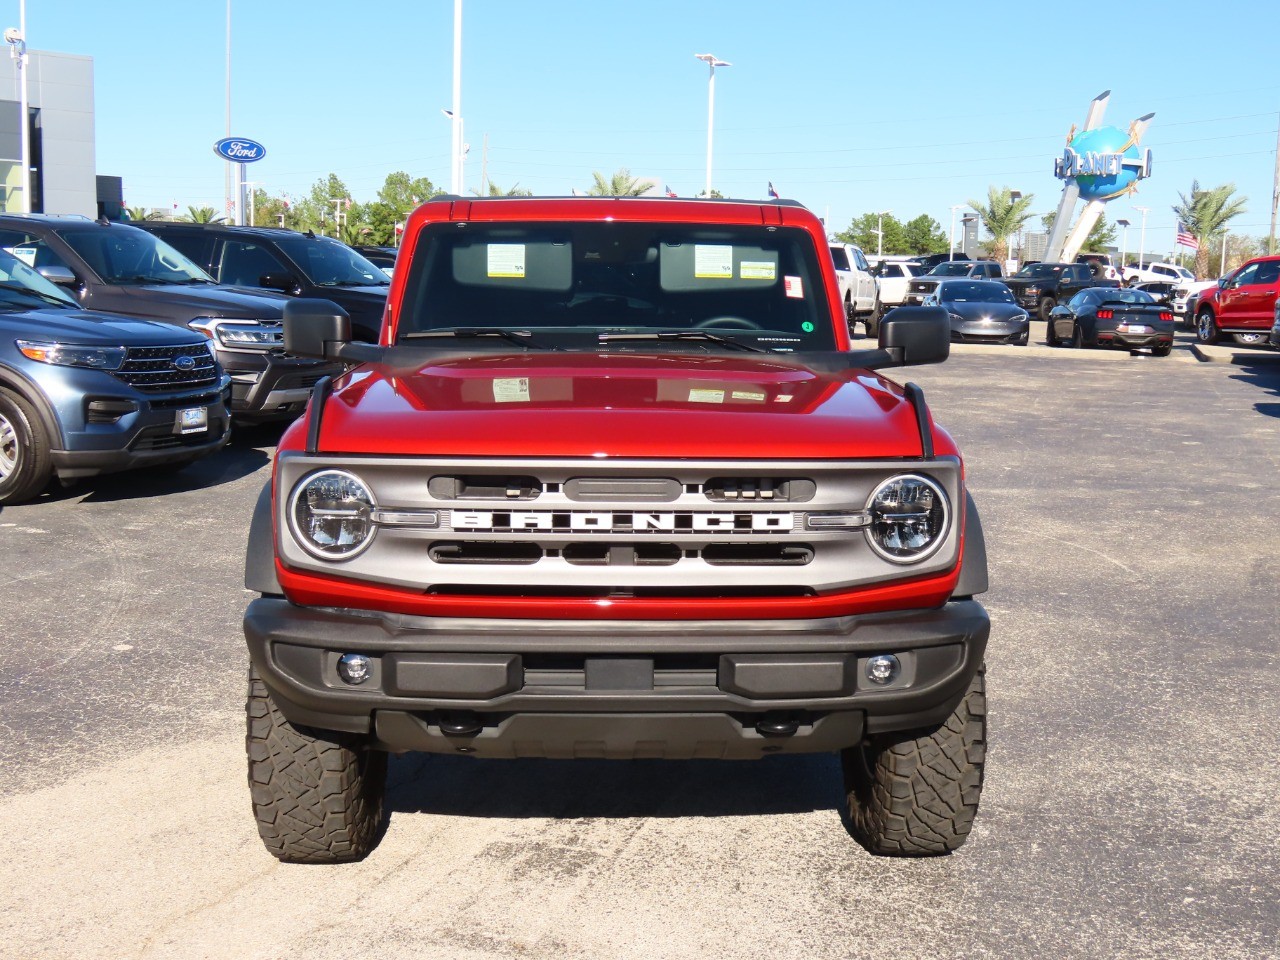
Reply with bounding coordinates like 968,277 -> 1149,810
1045,319 -> 1060,347
844,293 -> 855,322
842,664 -> 986,856
864,303 -> 882,339
246,664 -> 387,863
0,388 -> 53,505
1071,324 -> 1085,349
1038,296 -> 1057,323
1196,309 -> 1221,345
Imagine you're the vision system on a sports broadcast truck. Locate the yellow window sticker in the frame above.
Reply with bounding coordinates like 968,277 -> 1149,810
688,388 -> 726,403
694,245 -> 734,279
487,244 -> 526,278
731,390 -> 767,402
740,261 -> 776,280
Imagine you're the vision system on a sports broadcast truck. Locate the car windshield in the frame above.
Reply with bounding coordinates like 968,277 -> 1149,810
395,221 -> 838,353
1096,289 -> 1156,305
275,236 -> 390,287
57,226 -> 213,285
0,248 -> 78,308
939,281 -> 1016,304
929,262 -> 975,277
1015,264 -> 1062,278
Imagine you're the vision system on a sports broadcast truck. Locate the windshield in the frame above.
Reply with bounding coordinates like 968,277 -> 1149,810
939,281 -> 1016,304
929,261 -> 975,277
0,249 -> 77,308
58,226 -> 213,285
1092,289 -> 1156,305
275,236 -> 390,286
1015,264 -> 1062,278
395,221 -> 837,353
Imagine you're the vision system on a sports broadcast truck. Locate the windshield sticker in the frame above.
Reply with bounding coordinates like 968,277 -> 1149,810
5,246 -> 35,267
688,388 -> 726,403
731,390 -> 766,402
740,260 -> 776,280
487,244 -> 526,279
694,245 -> 734,279
492,377 -> 530,403
784,276 -> 804,298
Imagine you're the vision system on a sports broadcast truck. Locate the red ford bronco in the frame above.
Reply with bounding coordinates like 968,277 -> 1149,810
243,196 -> 990,863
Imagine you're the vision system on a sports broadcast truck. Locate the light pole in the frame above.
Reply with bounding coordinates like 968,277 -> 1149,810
441,109 -> 469,196
1009,191 -> 1023,267
1115,218 -> 1130,268
225,0 -> 233,223
450,0 -> 462,194
1133,205 -> 1150,269
948,204 -> 964,259
695,53 -> 730,198
4,0 -> 29,213
875,210 -> 891,257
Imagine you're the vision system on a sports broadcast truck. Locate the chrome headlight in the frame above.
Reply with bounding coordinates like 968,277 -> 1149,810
188,318 -> 283,349
865,474 -> 950,564
288,470 -> 377,560
16,339 -> 126,370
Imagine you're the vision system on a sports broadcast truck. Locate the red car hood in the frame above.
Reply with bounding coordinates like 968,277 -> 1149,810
299,352 -> 933,460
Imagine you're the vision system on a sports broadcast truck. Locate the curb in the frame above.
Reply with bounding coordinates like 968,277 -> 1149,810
1189,342 -> 1280,364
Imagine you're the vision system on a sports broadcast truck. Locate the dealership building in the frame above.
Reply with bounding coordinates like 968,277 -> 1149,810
0,47 -> 112,218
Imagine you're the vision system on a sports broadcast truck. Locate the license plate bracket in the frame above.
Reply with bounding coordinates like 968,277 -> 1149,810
174,406 -> 208,435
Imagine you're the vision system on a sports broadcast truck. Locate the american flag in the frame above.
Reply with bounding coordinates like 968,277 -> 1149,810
767,181 -> 779,199
1176,221 -> 1199,251
665,184 -> 677,198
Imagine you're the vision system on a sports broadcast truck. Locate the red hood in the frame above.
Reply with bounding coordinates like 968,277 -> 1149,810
286,352 -> 936,460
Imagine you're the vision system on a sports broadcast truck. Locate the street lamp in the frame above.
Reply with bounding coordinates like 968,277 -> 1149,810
441,109 -> 469,195
450,0 -> 462,194
1133,206 -> 1150,270
1009,191 -> 1023,266
948,204 -> 964,259
4,0 -> 29,214
695,53 -> 731,198
875,210 -> 892,258
1116,218 -> 1130,269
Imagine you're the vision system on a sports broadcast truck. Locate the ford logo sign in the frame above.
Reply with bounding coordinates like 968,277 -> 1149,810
213,137 -> 266,163
173,356 -> 197,371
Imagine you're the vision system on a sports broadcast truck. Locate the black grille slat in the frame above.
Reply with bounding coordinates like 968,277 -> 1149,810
114,344 -> 218,393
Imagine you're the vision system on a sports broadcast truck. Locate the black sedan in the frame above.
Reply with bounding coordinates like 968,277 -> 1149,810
1047,287 -> 1175,356
925,279 -> 1030,345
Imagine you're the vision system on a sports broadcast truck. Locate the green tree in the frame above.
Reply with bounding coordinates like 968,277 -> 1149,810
125,205 -> 159,222
587,169 -> 648,197
901,215 -> 947,255
1171,180 -> 1248,279
836,212 -> 906,255
183,205 -> 224,224
966,187 -> 1035,263
473,180 -> 532,197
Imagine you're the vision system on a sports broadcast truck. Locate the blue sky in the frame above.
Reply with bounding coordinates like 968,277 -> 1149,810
27,0 -> 1280,253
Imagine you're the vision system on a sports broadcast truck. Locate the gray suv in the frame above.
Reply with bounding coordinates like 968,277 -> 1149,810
0,249 -> 231,504
0,216 -> 343,422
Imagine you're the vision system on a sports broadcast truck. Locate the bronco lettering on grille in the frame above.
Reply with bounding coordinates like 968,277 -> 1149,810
450,510 -> 794,533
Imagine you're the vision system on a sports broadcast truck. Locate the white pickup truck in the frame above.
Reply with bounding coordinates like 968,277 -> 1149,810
829,242 -> 880,336
871,259 -> 922,312
1123,261 -> 1195,286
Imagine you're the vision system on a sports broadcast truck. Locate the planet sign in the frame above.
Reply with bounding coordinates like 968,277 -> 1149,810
213,137 -> 266,163
1052,125 -> 1151,201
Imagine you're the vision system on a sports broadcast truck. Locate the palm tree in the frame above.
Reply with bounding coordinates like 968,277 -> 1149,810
125,206 -> 159,222
473,181 -> 533,197
966,187 -> 1036,263
1171,181 -> 1247,278
183,205 -> 225,224
586,168 -> 648,197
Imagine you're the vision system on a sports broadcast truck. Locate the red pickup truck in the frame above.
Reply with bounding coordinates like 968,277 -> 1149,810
242,196 -> 990,863
1195,255 -> 1280,346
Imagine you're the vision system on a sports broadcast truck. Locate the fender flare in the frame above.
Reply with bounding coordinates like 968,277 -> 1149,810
952,492 -> 989,598
244,479 -> 282,595
0,365 -> 66,451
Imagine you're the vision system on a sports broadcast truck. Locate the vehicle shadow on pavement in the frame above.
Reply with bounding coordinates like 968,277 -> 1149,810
384,751 -> 845,819
1228,357 -> 1280,419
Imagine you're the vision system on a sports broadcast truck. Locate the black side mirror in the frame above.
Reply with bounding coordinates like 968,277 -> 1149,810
877,306 -> 950,366
260,272 -> 301,294
283,299 -> 351,359
37,265 -> 78,287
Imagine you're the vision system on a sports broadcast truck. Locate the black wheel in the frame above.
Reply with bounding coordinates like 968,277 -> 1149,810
1038,296 -> 1057,323
1152,343 -> 1172,357
864,303 -> 882,339
843,665 -> 987,856
246,663 -> 387,863
1196,309 -> 1221,345
1071,324 -> 1085,349
1045,318 -> 1060,347
844,293 -> 854,322
0,388 -> 53,505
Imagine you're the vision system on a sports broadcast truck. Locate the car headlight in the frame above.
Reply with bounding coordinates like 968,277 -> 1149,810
16,339 -> 126,370
865,474 -> 950,564
188,317 -> 283,349
1013,312 -> 1029,322
1026,286 -> 1040,297
288,470 -> 377,560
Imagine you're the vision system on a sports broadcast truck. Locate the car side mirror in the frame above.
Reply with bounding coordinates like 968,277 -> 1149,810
260,272 -> 301,294
283,299 -> 352,359
877,306 -> 949,366
37,265 -> 78,287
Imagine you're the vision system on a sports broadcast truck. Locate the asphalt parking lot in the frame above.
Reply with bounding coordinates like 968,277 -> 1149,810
3,331 -> 1279,960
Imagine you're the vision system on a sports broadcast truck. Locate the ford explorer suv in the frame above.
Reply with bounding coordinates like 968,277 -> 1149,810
0,216 -> 343,422
136,222 -> 390,344
0,248 -> 230,504
1193,255 -> 1280,346
242,196 -> 990,864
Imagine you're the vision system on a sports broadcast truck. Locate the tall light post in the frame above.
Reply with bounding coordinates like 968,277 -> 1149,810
225,0 -> 233,223
695,53 -> 730,198
1133,205 -> 1150,269
5,0 -> 29,213
1116,218 -> 1130,268
874,210 -> 892,257
948,204 -> 964,259
450,0 -> 462,194
441,109 -> 469,196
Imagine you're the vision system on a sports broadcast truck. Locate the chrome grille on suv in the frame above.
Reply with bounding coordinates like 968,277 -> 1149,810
114,344 -> 219,393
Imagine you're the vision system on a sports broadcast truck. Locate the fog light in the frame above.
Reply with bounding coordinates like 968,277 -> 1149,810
866,654 -> 900,686
337,653 -> 372,685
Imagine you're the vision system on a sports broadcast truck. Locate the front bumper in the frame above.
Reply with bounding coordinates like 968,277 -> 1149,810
950,321 -> 1028,345
218,349 -> 345,421
244,597 -> 989,759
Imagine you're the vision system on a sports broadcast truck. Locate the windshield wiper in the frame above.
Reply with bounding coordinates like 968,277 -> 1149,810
0,282 -> 74,307
402,327 -> 553,350
597,330 -> 767,353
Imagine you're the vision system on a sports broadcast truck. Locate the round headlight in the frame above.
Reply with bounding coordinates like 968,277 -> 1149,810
288,469 -> 377,560
865,474 -> 950,564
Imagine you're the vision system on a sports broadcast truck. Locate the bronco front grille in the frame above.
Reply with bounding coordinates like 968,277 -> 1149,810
114,344 -> 219,393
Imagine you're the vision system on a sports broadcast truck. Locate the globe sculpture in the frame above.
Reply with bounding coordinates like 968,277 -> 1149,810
1066,125 -> 1144,201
